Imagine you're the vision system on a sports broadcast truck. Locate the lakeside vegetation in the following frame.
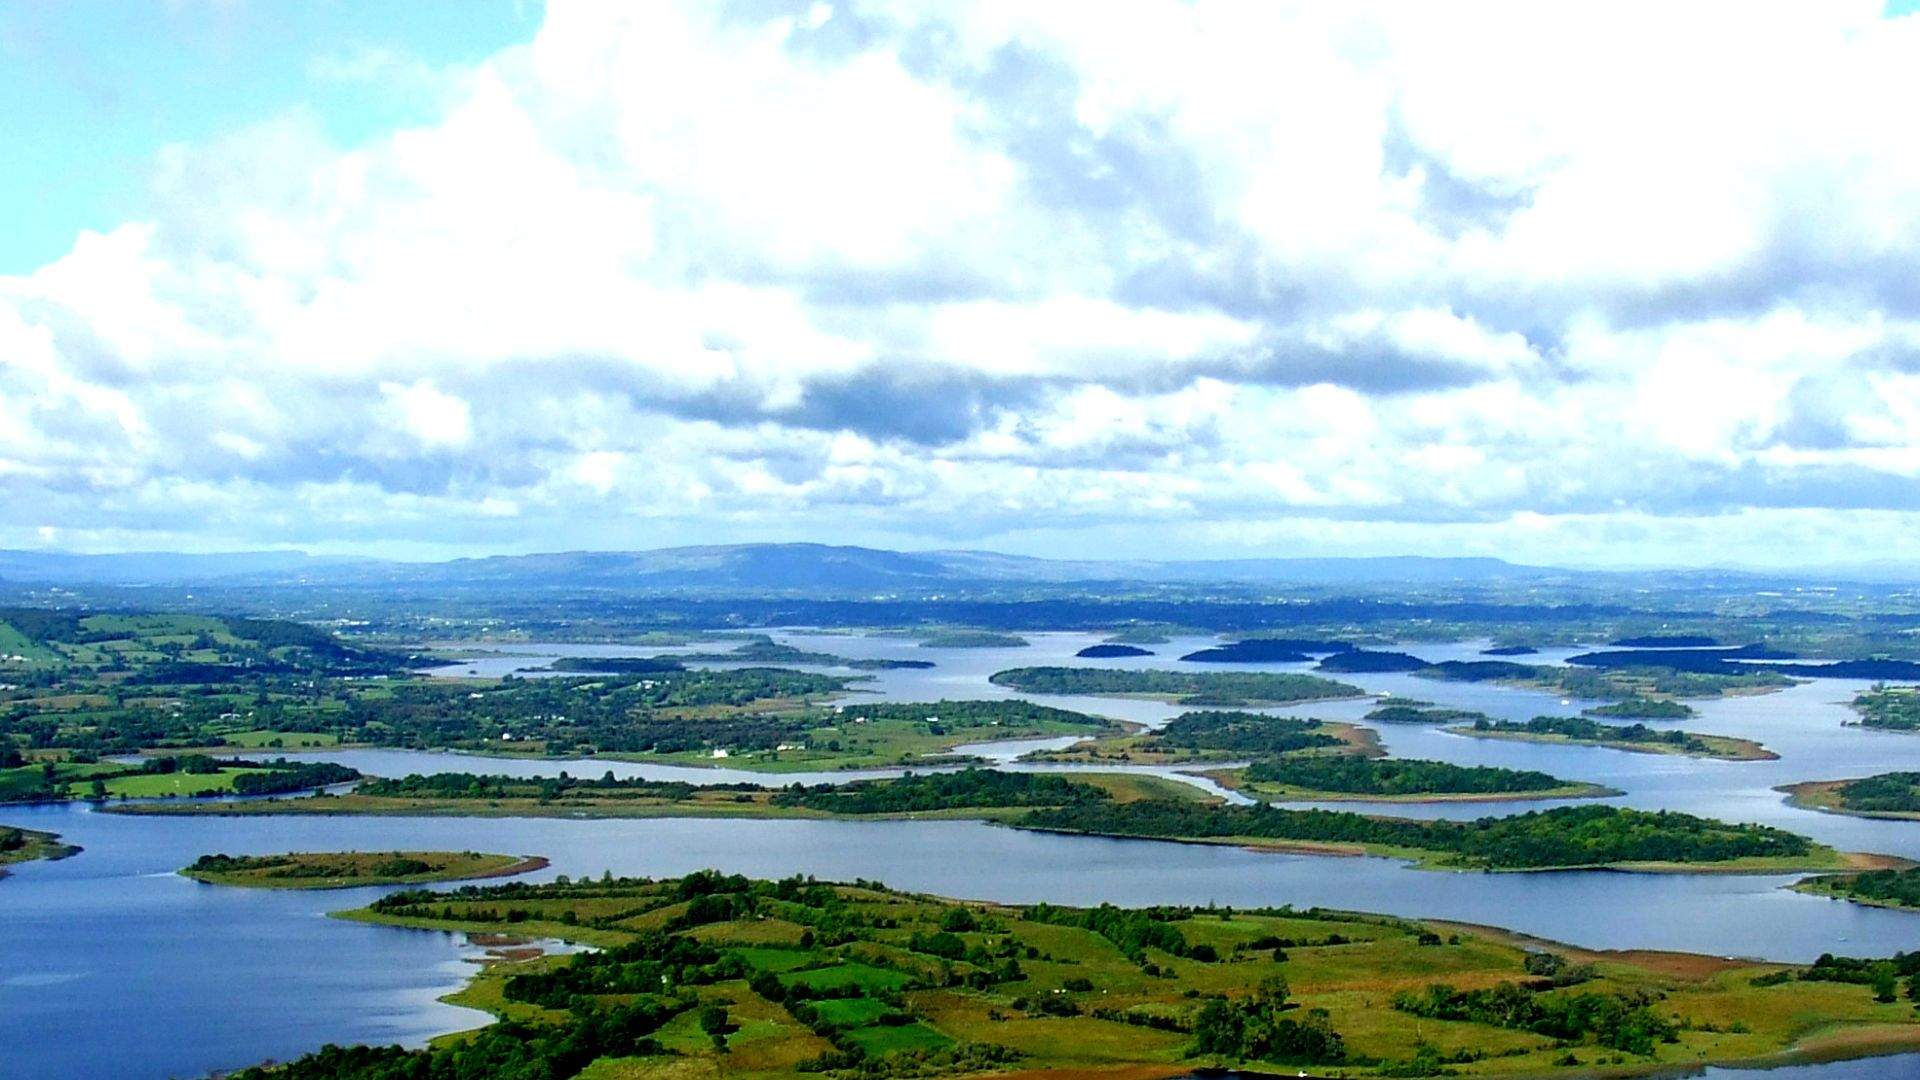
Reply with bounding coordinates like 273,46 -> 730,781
1017,801 -> 1856,872
1449,717 -> 1778,761
988,666 -> 1363,705
1796,867 -> 1920,911
0,825 -> 79,876
183,850 -> 547,889
1018,710 -> 1380,765
1222,756 -> 1615,803
1780,773 -> 1920,820
222,871 -> 1920,1078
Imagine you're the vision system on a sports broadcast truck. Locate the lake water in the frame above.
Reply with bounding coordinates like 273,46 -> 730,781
6,629 -> 1920,1079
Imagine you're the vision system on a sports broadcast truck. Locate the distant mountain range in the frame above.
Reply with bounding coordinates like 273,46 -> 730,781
0,543 -> 1563,592
0,543 -> 1905,594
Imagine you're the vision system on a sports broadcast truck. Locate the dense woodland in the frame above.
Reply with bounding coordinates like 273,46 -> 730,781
1240,756 -> 1579,796
1017,802 -> 1814,870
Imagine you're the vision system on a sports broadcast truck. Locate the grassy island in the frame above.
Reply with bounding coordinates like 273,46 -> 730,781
989,667 -> 1363,706
183,850 -> 548,889
1021,710 -> 1379,765
0,825 -> 79,876
1448,717 -> 1777,761
1780,773 -> 1920,820
224,871 -> 1920,1079
1015,801 -> 1871,873
1210,756 -> 1617,804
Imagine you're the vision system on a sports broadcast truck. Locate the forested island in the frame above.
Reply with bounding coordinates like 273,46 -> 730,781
1216,756 -> 1615,803
988,667 -> 1363,705
1780,773 -> 1920,820
1449,717 -> 1777,761
218,870 -> 1920,1079
1017,801 -> 1865,873
1072,643 -> 1151,658
182,850 -> 547,889
1364,701 -> 1490,724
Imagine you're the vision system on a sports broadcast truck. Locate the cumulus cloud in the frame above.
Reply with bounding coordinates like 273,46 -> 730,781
3,0 -> 1920,565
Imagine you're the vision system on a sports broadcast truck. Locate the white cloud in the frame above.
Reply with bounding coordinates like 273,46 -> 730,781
3,0 -> 1920,564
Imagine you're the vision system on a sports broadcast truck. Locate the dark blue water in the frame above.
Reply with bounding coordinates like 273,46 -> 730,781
7,630 -> 1920,1078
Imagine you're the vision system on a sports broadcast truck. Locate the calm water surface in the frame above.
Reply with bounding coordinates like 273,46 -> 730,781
7,630 -> 1920,1079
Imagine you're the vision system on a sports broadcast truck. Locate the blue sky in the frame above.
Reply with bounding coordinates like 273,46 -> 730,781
0,0 -> 539,273
3,1 -> 1920,569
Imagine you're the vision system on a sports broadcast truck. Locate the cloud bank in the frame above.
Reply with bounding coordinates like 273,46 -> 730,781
5,0 -> 1920,566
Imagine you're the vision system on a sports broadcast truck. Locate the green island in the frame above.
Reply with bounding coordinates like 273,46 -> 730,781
988,666 -> 1364,706
182,850 -> 549,889
1,753 -> 360,803
1016,800 -> 1882,873
1851,684 -> 1920,731
1795,867 -> 1920,911
1447,717 -> 1777,761
1208,756 -> 1618,804
1364,702 -> 1491,724
1584,697 -> 1696,719
1780,772 -> 1920,820
114,768 -> 1215,821
218,870 -> 1920,1079
0,825 -> 79,877
1020,709 -> 1379,764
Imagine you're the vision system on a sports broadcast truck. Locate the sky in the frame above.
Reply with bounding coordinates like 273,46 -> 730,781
4,1 -> 1920,569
